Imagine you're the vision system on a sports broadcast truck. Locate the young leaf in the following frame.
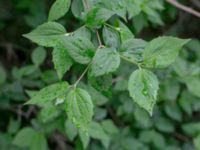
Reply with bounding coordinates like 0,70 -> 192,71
85,7 -> 115,28
48,0 -> 71,21
53,44 -> 73,79
91,48 -> 120,76
142,36 -> 190,68
26,81 -> 69,105
60,36 -> 95,64
66,88 -> 93,131
31,47 -> 47,66
128,69 -> 159,115
23,22 -> 66,47
102,25 -> 120,48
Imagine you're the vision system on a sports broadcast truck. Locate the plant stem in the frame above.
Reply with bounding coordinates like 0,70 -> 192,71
166,0 -> 200,18
73,63 -> 91,87
96,30 -> 103,47
82,0 -> 103,47
73,0 -> 104,87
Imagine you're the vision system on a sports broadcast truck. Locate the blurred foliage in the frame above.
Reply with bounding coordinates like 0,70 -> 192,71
0,0 -> 200,150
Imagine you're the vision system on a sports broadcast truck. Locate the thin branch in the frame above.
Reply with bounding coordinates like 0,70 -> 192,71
96,30 -> 103,47
82,0 -> 104,47
73,63 -> 91,87
166,0 -> 200,18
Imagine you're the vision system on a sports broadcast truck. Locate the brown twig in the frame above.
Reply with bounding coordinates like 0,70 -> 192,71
166,0 -> 200,18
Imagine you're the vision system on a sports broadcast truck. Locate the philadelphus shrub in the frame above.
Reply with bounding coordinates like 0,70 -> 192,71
23,0 -> 189,145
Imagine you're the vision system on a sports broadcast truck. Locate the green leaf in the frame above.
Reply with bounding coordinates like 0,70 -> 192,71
184,75 -> 200,98
139,130 -> 166,149
133,106 -> 153,129
155,117 -> 174,133
48,0 -> 71,21
31,47 -> 47,66
128,69 -> 159,115
24,22 -> 67,47
26,81 -> 69,105
126,0 -> 142,19
182,122 -> 200,136
0,65 -> 6,85
159,78 -> 180,101
91,47 -> 120,76
30,133 -> 48,150
53,44 -> 73,79
164,104 -> 182,122
80,83 -> 108,106
133,13 -> 148,34
120,39 -> 147,63
101,0 -> 127,20
19,65 -> 38,77
60,36 -> 95,64
71,0 -> 84,19
89,121 -> 110,148
101,119 -> 119,135
66,88 -> 93,131
85,7 -> 115,28
88,74 -> 112,92
7,119 -> 20,134
65,119 -> 78,141
79,130 -> 90,148
118,21 -> 134,42
102,25 -> 120,48
194,134 -> 200,150
39,105 -> 60,123
13,127 -> 37,147
74,26 -> 91,40
142,37 -> 190,68
143,6 -> 163,25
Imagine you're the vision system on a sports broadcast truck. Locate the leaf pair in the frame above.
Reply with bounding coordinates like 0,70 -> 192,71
26,82 -> 94,131
126,37 -> 190,115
